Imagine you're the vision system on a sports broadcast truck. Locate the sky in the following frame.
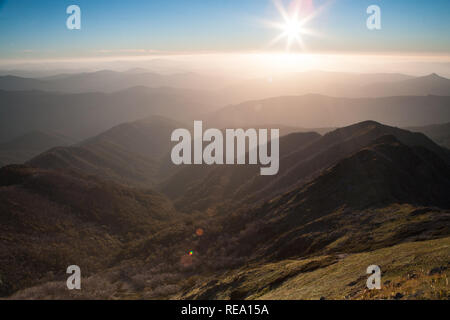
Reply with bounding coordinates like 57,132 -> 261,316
0,0 -> 449,62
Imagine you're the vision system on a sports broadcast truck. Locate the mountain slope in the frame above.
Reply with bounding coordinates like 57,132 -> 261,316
28,116 -> 184,187
159,131 -> 321,211
0,164 -> 176,296
163,135 -> 450,301
179,237 -> 450,300
408,122 -> 450,149
0,131 -> 74,167
226,135 -> 450,261
81,115 -> 185,161
256,121 -> 450,201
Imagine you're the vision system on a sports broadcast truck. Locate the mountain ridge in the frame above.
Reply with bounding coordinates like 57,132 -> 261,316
163,121 -> 450,213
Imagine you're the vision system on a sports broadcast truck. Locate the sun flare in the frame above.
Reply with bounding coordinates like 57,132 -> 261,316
281,17 -> 303,49
266,0 -> 325,51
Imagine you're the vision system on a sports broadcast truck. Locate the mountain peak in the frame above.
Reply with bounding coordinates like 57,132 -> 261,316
423,73 -> 447,81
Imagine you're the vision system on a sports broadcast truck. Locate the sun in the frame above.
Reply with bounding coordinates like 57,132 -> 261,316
284,19 -> 302,38
282,17 -> 303,49
265,0 -> 325,51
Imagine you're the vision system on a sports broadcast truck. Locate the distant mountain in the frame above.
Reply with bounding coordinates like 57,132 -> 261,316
0,131 -> 74,167
0,70 -> 231,93
28,116 -> 184,187
0,164 -> 176,296
208,94 -> 450,129
220,71 -> 450,102
1,71 -> 448,102
0,87 -> 218,142
407,122 -> 450,149
362,73 -> 450,97
0,68 -> 92,78
221,71 -> 413,102
0,75 -> 48,91
162,121 -> 450,213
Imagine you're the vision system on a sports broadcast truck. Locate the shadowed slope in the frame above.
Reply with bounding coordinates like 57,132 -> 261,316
27,116 -> 184,187
0,131 -> 74,167
0,164 -> 176,296
162,121 -> 450,213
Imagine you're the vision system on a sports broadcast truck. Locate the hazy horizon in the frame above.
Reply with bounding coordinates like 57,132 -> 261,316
1,0 -> 449,78
1,53 -> 450,80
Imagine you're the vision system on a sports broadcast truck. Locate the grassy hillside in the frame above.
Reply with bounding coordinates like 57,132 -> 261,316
179,237 -> 449,300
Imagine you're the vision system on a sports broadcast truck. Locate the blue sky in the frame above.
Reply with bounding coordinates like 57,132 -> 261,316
0,0 -> 449,60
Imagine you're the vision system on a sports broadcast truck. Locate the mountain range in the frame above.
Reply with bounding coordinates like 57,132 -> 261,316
1,70 -> 449,102
0,70 -> 449,300
176,134 -> 450,299
161,121 -> 450,212
2,90 -> 449,145
221,71 -> 450,102
0,70 -> 231,93
1,118 -> 449,299
208,94 -> 450,128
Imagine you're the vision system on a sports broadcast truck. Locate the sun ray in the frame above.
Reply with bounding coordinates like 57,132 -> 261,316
300,1 -> 333,26
273,0 -> 291,23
